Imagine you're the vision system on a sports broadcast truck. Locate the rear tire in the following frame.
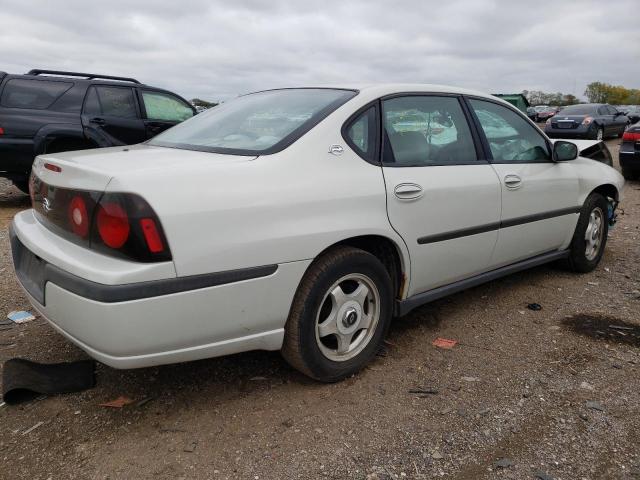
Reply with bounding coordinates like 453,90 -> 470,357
565,193 -> 609,273
12,179 -> 30,194
281,246 -> 393,382
622,167 -> 639,181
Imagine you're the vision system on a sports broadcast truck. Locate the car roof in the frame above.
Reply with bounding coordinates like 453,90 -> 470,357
251,83 -> 500,102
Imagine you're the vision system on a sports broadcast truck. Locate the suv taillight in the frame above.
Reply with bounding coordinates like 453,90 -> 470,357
30,175 -> 171,263
622,131 -> 640,142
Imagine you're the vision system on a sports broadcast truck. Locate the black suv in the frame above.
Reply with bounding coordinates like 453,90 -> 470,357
0,69 -> 195,192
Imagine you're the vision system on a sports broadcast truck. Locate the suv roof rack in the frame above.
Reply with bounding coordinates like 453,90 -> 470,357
26,69 -> 141,84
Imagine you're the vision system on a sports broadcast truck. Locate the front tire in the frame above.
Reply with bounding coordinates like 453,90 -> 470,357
282,246 -> 393,382
566,193 -> 609,273
12,179 -> 30,194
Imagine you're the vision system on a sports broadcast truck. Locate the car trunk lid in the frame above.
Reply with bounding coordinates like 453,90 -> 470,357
32,143 -> 257,191
551,114 -> 586,129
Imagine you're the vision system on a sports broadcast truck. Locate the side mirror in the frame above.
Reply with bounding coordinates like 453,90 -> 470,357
553,141 -> 578,161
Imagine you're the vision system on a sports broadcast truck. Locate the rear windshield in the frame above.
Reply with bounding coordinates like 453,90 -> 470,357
558,105 -> 597,115
1,78 -> 72,109
148,88 -> 357,155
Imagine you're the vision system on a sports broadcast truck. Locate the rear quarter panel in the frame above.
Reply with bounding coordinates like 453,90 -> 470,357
105,105 -> 410,281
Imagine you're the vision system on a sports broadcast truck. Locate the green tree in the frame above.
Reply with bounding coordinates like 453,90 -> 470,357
584,82 -> 608,103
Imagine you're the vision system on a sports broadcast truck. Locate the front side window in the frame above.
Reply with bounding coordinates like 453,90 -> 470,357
345,106 -> 377,162
89,86 -> 138,118
382,96 -> 477,166
1,79 -> 72,109
149,88 -> 356,155
142,91 -> 193,122
469,99 -> 550,163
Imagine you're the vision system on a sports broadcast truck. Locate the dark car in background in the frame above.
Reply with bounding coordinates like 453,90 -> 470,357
526,106 -> 537,121
0,69 -> 195,192
619,122 -> 640,180
620,105 -> 640,124
532,105 -> 550,122
535,106 -> 556,122
544,103 -> 629,140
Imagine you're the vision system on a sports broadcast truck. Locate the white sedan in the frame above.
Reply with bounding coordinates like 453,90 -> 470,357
11,84 -> 624,382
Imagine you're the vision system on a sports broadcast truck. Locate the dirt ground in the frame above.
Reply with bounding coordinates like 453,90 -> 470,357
1,138 -> 639,480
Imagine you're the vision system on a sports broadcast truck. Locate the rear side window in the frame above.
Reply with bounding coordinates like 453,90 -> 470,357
469,99 -> 550,163
83,86 -> 138,118
382,96 -> 477,166
1,79 -> 72,109
344,106 -> 378,162
142,91 -> 193,122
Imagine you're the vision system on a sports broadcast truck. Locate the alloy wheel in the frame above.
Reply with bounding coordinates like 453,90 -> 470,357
315,273 -> 380,362
585,207 -> 605,261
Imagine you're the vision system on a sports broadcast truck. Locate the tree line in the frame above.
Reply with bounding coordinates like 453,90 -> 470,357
523,82 -> 639,107
583,82 -> 640,105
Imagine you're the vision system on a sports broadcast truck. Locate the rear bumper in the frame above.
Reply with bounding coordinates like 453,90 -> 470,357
545,125 -> 591,139
10,213 -> 310,368
619,150 -> 640,170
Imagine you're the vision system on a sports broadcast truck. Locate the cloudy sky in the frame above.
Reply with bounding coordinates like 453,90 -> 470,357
1,0 -> 637,102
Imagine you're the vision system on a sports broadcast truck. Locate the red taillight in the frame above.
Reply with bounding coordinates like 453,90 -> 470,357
0,127 -> 4,135
68,196 -> 89,237
97,202 -> 130,248
44,162 -> 62,173
30,173 -> 171,262
140,218 -> 165,253
622,131 -> 640,141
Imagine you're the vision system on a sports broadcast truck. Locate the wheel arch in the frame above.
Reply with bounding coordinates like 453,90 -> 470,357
313,234 -> 409,301
33,124 -> 90,155
590,183 -> 619,202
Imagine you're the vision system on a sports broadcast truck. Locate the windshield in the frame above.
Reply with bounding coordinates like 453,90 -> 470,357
149,88 -> 357,155
557,105 -> 597,116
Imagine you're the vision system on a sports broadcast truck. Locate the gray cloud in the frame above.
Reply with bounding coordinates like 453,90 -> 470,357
0,0 -> 638,102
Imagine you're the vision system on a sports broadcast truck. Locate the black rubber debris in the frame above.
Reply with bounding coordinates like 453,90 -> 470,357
2,358 -> 95,404
527,303 -> 543,311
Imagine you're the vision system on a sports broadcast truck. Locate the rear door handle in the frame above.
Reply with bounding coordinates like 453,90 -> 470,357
90,117 -> 106,126
504,174 -> 522,189
394,183 -> 423,200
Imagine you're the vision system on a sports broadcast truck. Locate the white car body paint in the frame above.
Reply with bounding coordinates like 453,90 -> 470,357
11,84 -> 625,369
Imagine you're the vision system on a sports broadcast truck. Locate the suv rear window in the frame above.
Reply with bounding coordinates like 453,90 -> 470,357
1,79 -> 72,109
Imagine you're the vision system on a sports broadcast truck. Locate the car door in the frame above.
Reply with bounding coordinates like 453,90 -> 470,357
597,106 -> 615,136
607,105 -> 627,134
138,89 -> 195,139
81,85 -> 147,146
466,97 -> 580,267
379,94 -> 501,296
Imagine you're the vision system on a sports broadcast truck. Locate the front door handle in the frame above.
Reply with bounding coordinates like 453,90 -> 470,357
504,174 -> 522,189
394,183 -> 423,200
90,117 -> 106,126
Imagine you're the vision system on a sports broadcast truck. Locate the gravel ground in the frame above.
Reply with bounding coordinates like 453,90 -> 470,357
0,138 -> 639,480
